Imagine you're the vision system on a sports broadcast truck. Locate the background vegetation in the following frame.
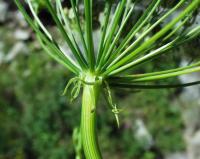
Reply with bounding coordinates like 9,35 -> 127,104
0,0 -> 199,159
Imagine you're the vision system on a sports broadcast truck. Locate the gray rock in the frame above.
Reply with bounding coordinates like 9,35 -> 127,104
0,1 -> 8,22
165,153 -> 188,159
178,59 -> 200,159
5,42 -> 27,62
179,59 -> 200,101
14,11 -> 28,27
134,119 -> 154,149
14,29 -> 31,40
186,131 -> 200,159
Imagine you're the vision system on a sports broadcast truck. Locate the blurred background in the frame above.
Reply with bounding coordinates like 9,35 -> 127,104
0,0 -> 200,159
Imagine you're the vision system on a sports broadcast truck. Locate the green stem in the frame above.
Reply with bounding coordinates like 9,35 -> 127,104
81,74 -> 102,159
73,127 -> 82,159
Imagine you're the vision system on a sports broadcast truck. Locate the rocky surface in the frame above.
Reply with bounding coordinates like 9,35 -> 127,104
134,119 -> 154,149
166,153 -> 188,159
0,1 -> 8,22
178,60 -> 200,159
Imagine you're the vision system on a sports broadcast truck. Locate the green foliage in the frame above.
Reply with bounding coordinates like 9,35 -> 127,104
0,43 -> 80,158
5,0 -> 200,158
0,41 -> 185,159
31,0 -> 46,11
98,89 -> 184,159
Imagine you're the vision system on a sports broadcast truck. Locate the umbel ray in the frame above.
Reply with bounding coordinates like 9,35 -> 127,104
15,0 -> 200,158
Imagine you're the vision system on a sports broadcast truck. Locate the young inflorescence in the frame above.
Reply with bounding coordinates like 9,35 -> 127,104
15,0 -> 200,128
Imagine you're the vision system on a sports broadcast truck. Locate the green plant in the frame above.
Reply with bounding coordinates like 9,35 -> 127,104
15,0 -> 200,158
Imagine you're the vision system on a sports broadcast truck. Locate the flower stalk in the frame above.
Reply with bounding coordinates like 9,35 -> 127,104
81,73 -> 102,159
15,0 -> 200,158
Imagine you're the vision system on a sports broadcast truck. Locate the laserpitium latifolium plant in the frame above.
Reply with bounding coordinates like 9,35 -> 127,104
15,0 -> 200,158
